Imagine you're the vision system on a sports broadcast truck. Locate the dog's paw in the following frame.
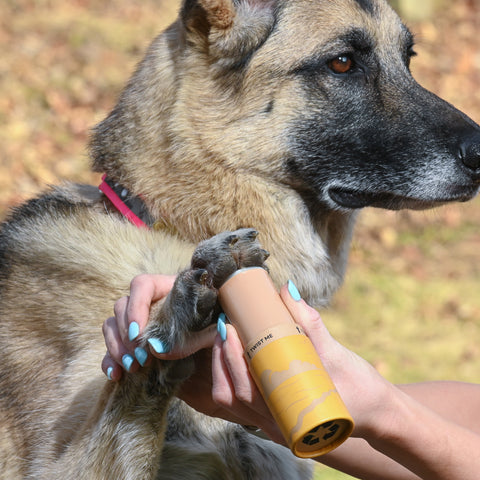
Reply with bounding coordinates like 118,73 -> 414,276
142,268 -> 217,353
191,228 -> 269,288
144,228 -> 269,352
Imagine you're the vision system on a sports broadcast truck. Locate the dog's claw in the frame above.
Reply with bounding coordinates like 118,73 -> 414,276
192,269 -> 209,285
229,235 -> 239,247
199,270 -> 209,285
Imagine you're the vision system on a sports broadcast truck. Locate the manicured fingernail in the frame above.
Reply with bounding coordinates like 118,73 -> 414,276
128,321 -> 140,341
217,313 -> 227,342
107,366 -> 113,380
135,347 -> 148,366
122,354 -> 134,372
148,338 -> 167,354
287,280 -> 302,302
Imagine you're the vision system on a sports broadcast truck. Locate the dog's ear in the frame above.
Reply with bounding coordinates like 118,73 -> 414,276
181,0 -> 236,33
181,0 -> 276,59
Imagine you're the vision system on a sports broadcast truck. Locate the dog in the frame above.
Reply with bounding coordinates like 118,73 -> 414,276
1,0 -> 480,478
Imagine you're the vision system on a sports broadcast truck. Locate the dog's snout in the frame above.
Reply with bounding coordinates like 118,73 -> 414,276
459,135 -> 480,172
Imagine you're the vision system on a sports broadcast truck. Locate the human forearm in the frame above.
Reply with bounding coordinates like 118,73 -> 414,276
319,382 -> 480,480
320,436 -> 421,480
365,384 -> 480,480
317,381 -> 423,480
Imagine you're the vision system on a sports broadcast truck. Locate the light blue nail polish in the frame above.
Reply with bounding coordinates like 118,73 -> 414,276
122,354 -> 134,372
107,366 -> 113,380
148,338 -> 167,354
217,313 -> 227,342
128,322 -> 140,342
135,347 -> 148,367
287,280 -> 302,302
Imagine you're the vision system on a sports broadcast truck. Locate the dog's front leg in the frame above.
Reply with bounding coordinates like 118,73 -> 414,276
44,228 -> 269,479
40,287 -> 210,479
41,327 -> 182,479
43,266 -> 223,478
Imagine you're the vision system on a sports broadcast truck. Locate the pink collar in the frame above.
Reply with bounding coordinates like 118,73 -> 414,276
98,174 -> 153,229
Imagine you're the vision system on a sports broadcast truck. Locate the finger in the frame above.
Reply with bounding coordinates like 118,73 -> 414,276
101,351 -> 123,381
103,315 -> 140,374
152,323 -> 218,360
111,297 -> 151,368
221,325 -> 271,419
212,327 -> 277,433
279,282 -> 344,376
279,282 -> 333,351
127,274 -> 176,330
113,296 -> 130,346
212,332 -> 236,407
124,275 -> 176,353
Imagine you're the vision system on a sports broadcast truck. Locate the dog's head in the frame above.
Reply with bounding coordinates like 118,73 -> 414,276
174,0 -> 480,212
92,0 -> 480,213
278,0 -> 480,212
89,0 -> 480,302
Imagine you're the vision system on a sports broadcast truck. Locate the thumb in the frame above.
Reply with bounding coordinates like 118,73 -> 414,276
150,323 -> 218,360
279,281 -> 336,356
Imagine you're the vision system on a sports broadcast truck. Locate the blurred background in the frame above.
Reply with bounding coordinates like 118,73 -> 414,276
1,1 -> 479,478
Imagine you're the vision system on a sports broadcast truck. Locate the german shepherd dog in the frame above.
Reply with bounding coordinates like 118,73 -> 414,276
1,0 -> 480,478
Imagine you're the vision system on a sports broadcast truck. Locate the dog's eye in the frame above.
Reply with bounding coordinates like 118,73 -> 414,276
328,55 -> 354,74
406,45 -> 417,67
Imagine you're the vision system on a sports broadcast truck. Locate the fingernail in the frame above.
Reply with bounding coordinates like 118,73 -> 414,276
217,313 -> 227,342
148,338 -> 168,354
107,366 -> 113,380
287,280 -> 302,302
135,347 -> 148,366
128,321 -> 140,341
122,354 -> 134,372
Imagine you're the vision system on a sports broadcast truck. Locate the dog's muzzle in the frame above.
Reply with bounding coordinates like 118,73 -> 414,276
327,131 -> 480,211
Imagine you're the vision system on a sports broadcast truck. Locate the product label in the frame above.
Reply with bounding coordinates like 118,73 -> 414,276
247,333 -> 354,458
244,323 -> 304,361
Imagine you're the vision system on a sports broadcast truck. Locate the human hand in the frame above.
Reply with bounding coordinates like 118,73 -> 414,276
101,272 -> 282,440
277,282 -> 395,439
101,274 -> 176,380
102,275 -> 392,443
210,281 -> 396,441
101,274 -> 225,380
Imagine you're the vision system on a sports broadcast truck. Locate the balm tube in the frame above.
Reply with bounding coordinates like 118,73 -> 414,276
218,267 -> 354,458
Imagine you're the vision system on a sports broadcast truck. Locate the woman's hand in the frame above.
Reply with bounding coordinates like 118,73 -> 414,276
277,282 -> 395,439
101,273 -> 282,442
102,274 -> 391,441
103,275 -> 480,480
209,281 -> 395,440
101,274 -> 176,380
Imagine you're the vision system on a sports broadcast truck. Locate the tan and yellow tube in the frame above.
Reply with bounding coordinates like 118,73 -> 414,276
218,267 -> 354,458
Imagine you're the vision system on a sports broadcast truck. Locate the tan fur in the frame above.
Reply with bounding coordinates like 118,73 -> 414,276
90,0 -> 379,304
1,0 -> 479,478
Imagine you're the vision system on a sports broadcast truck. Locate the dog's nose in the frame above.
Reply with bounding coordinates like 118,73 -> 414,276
459,135 -> 480,171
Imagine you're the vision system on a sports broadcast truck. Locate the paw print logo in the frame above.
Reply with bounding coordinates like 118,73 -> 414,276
302,421 -> 340,446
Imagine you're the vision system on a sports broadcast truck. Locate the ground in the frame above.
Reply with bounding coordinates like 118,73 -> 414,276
1,1 -> 479,479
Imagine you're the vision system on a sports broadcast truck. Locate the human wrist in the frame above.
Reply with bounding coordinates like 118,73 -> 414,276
356,381 -> 407,443
362,385 -> 460,479
362,383 -> 452,461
